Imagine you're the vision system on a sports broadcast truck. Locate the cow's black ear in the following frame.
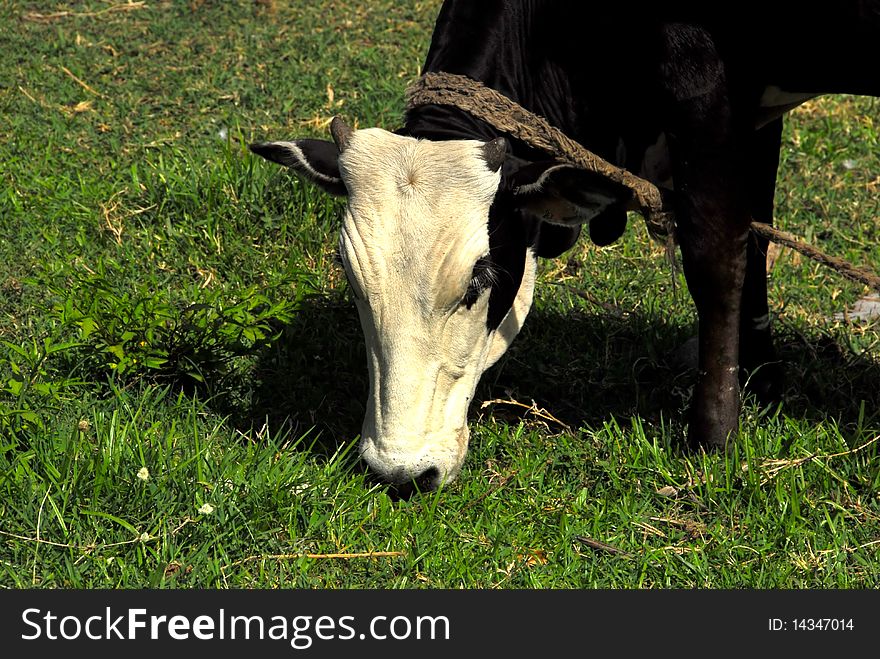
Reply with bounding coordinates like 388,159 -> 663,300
509,160 -> 631,231
588,207 -> 628,246
249,139 -> 347,196
530,222 -> 582,258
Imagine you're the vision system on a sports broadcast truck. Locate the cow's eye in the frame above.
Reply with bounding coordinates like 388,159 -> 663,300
461,257 -> 495,309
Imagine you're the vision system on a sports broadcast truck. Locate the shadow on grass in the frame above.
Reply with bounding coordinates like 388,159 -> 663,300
772,322 -> 880,439
225,294 -> 880,456
475,306 -> 695,431
489,308 -> 880,445
227,295 -> 368,459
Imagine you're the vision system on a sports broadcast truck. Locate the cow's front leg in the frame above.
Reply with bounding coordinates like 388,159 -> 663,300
658,24 -> 753,448
677,179 -> 751,449
669,133 -> 753,450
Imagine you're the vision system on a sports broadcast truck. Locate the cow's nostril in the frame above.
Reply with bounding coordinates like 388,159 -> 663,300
414,466 -> 440,491
385,466 -> 441,501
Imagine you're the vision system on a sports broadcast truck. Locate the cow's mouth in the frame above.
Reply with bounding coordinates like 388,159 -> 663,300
378,466 -> 442,500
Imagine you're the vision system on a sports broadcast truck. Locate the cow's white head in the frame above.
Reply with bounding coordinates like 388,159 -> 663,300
251,117 -> 630,489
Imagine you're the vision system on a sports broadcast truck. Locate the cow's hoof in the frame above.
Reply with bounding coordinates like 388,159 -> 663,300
686,399 -> 739,452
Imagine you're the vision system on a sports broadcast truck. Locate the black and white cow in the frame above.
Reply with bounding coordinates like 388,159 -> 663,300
251,1 -> 880,488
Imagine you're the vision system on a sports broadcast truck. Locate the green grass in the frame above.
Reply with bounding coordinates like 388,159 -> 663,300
1,0 -> 878,589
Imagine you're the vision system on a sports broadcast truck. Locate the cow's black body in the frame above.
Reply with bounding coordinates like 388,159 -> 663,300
401,0 -> 880,448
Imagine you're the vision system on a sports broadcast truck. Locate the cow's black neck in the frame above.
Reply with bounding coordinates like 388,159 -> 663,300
401,1 -> 669,171
402,0 -> 590,159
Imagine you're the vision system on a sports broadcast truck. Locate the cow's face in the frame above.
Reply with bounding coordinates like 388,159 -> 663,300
251,118 -> 630,489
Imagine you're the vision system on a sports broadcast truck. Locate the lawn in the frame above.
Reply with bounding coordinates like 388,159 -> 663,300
1,0 -> 878,589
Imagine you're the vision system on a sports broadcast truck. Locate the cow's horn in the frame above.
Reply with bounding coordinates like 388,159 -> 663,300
481,137 -> 509,172
330,116 -> 353,152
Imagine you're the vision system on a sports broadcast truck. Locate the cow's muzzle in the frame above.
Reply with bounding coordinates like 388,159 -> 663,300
358,427 -> 469,491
